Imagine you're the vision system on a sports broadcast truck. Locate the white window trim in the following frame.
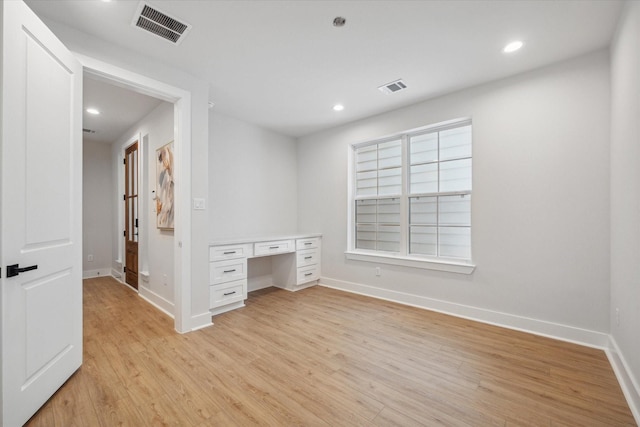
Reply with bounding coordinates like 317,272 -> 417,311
344,250 -> 476,274
346,118 -> 475,275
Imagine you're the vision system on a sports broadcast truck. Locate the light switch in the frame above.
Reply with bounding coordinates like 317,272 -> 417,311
193,198 -> 206,210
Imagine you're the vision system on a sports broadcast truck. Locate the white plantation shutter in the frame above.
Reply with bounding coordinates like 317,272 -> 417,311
355,139 -> 402,252
351,119 -> 472,262
409,123 -> 472,260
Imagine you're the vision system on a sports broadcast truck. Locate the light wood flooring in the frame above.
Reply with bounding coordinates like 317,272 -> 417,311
26,276 -> 635,426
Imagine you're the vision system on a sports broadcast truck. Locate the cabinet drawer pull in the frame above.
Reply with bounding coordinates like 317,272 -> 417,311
223,291 -> 236,296
269,246 -> 279,249
223,251 -> 236,255
304,256 -> 312,260
304,272 -> 313,276
223,269 -> 236,273
304,242 -> 312,245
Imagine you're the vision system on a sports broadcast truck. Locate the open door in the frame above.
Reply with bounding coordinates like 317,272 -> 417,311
0,1 -> 83,426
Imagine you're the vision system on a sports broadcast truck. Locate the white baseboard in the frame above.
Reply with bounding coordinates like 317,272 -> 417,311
606,336 -> 640,425
111,268 -> 122,279
83,268 -> 112,279
138,286 -> 174,318
190,312 -> 214,331
319,276 -> 609,349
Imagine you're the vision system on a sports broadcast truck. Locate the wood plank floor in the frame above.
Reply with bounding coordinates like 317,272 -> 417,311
26,276 -> 635,426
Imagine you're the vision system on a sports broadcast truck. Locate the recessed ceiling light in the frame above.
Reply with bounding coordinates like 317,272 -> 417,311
503,40 -> 524,53
333,104 -> 344,111
86,108 -> 100,115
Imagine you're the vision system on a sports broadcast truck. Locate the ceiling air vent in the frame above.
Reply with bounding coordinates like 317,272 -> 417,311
132,2 -> 191,45
378,79 -> 408,95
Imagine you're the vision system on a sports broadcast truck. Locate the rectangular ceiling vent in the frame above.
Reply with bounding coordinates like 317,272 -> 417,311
132,2 -> 191,45
378,79 -> 408,95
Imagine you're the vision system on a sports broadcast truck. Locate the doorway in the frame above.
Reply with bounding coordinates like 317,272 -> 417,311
79,55 -> 193,333
83,75 -> 175,311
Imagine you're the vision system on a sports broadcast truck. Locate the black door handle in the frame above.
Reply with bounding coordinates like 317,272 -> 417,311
6,264 -> 38,278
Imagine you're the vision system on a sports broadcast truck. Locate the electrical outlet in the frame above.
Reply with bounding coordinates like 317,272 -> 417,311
616,308 -> 620,326
375,267 -> 381,277
88,254 -> 94,262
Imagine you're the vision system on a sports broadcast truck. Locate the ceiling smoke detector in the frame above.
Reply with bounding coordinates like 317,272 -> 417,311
132,2 -> 192,45
378,79 -> 408,95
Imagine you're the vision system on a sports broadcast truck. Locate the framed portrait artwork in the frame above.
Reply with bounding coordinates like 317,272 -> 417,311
156,141 -> 174,230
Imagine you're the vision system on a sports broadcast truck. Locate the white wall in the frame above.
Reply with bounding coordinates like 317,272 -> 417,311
610,0 -> 640,417
44,20 -> 210,331
82,140 -> 112,277
209,111 -> 298,291
298,50 -> 612,345
209,111 -> 298,241
112,102 -> 175,313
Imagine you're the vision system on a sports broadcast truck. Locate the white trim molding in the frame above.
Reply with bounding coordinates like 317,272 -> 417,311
190,312 -> 214,331
606,336 -> 640,424
82,268 -> 112,279
139,286 -> 175,318
345,251 -> 476,274
319,276 -> 609,349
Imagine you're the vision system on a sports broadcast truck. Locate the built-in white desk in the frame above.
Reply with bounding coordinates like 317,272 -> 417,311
209,234 -> 322,315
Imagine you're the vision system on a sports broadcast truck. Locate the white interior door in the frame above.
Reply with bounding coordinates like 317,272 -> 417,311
1,1 -> 83,426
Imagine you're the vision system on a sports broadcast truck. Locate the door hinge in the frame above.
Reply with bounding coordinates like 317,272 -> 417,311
135,218 -> 138,228
124,266 -> 127,273
123,158 -> 126,165
123,230 -> 126,237
123,194 -> 126,201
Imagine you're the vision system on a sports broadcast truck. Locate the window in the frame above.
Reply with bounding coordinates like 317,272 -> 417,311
350,119 -> 473,270
354,139 -> 402,251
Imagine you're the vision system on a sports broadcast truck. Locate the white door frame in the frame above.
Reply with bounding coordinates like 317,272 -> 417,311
77,54 -> 192,333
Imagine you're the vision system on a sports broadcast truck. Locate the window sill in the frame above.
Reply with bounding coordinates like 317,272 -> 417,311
344,251 -> 476,275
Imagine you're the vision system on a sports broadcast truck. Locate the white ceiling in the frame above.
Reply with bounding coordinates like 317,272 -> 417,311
26,0 -> 623,138
83,75 -> 163,144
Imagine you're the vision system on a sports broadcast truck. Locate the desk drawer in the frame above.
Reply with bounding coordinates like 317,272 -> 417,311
210,258 -> 247,285
254,240 -> 295,257
297,264 -> 320,285
296,237 -> 320,250
296,248 -> 320,267
210,279 -> 246,308
210,244 -> 252,261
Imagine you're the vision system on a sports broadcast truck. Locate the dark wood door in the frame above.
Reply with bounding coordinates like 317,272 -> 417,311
125,141 -> 139,289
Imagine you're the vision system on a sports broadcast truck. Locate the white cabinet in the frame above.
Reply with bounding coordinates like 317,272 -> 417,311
254,240 -> 295,257
209,243 -> 252,261
209,244 -> 249,315
296,237 -> 320,250
296,264 -> 320,285
296,248 -> 319,267
294,239 -> 320,286
210,258 -> 247,284
210,279 -> 246,308
209,234 -> 321,316
272,237 -> 322,290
